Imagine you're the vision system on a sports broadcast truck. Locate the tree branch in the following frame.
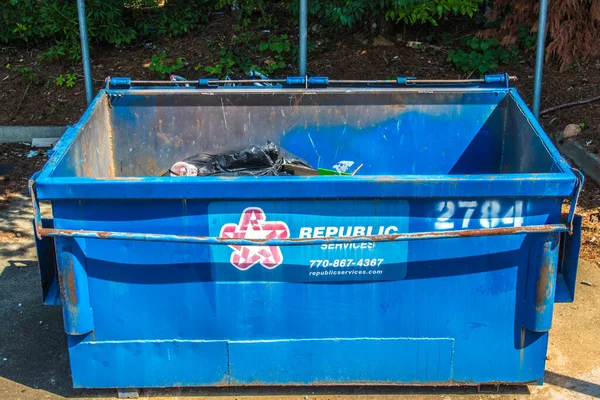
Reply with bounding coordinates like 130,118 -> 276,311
541,95 -> 600,115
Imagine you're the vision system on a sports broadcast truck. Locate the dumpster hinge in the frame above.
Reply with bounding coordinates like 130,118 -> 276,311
483,73 -> 510,87
197,78 -> 218,88
106,76 -> 131,90
308,76 -> 329,87
285,76 -> 329,87
396,77 -> 417,85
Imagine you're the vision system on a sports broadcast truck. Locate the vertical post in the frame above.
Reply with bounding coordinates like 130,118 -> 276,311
532,0 -> 548,119
77,0 -> 93,105
299,0 -> 307,76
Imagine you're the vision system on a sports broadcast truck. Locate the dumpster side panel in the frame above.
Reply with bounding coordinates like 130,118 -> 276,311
501,94 -> 562,174
51,96 -> 114,178
51,196 -> 561,387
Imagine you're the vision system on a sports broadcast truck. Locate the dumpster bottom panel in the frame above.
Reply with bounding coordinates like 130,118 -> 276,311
228,338 -> 454,384
65,334 -> 548,388
67,338 -> 454,387
69,339 -> 229,388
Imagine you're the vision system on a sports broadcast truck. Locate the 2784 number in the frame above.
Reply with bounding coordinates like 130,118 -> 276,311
434,200 -> 523,230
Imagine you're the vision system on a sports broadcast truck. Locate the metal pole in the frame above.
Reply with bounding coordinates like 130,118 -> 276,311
533,0 -> 548,119
77,0 -> 93,105
299,0 -> 307,76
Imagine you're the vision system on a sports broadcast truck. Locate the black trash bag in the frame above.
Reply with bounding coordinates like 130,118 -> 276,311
167,141 -> 313,177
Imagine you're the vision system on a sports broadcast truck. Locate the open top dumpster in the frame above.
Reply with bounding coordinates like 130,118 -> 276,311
31,74 -> 583,394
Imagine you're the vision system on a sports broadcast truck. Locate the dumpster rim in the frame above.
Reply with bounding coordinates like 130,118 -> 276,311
33,172 -> 577,200
38,88 -> 574,181
103,87 -> 513,95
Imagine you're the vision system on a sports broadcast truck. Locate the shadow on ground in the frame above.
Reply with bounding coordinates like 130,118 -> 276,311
545,370 -> 600,398
0,261 -> 106,398
0,195 -> 102,398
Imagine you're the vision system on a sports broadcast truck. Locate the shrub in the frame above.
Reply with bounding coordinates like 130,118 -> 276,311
131,0 -> 212,40
483,0 -> 600,71
447,36 -> 520,75
148,52 -> 185,77
0,0 -> 212,61
287,0 -> 484,30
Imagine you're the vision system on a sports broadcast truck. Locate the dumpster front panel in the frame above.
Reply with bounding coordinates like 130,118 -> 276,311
49,195 -> 562,387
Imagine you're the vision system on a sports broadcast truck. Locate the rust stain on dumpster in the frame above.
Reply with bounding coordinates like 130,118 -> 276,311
225,377 -> 523,388
374,175 -> 397,183
65,258 -> 79,305
519,327 -> 526,371
95,231 -> 113,239
536,241 -> 556,313
112,177 -> 144,181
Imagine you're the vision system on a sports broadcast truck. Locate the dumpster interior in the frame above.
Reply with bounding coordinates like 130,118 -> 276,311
49,89 -> 563,178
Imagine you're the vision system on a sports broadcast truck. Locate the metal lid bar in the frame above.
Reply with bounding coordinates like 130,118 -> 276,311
130,79 -> 287,85
106,74 -> 517,90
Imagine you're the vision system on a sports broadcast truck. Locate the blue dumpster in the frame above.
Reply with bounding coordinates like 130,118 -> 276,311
31,74 -> 583,394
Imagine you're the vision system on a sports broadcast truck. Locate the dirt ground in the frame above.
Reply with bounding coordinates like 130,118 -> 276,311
1,14 -> 600,400
0,143 -> 48,211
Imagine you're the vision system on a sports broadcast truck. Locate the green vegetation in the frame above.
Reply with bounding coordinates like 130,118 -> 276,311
447,37 -> 520,75
1,1 -> 540,78
6,64 -> 37,81
1,0 -> 209,62
148,53 -> 186,77
55,73 -> 77,87
517,25 -> 536,51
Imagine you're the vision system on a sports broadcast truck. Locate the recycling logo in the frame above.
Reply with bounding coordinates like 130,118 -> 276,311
219,207 -> 290,270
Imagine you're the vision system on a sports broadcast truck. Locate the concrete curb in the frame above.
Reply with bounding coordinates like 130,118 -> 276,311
556,137 -> 600,185
0,126 -> 66,143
